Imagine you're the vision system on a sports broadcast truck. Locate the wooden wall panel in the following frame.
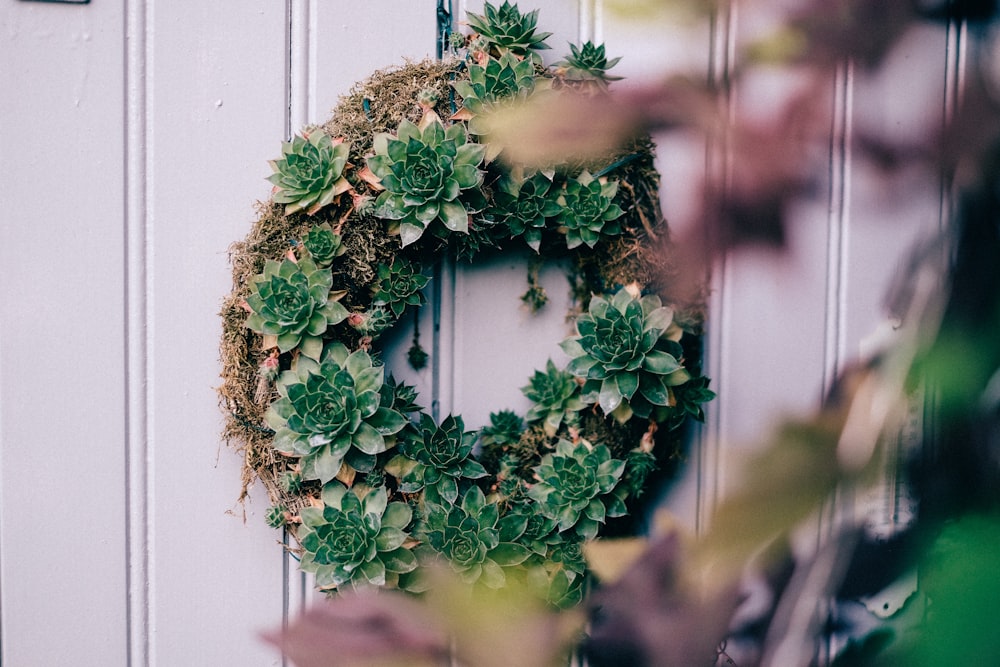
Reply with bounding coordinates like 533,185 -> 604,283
0,1 -> 129,664
142,2 -> 288,665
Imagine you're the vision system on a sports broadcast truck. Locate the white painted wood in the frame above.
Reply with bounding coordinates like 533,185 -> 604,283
140,2 -> 290,665
0,0 -> 964,664
0,2 -> 129,665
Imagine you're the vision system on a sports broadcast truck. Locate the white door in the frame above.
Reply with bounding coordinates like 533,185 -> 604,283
0,1 -> 954,664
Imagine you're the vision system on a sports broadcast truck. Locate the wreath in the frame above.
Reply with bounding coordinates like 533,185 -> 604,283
220,1 -> 714,608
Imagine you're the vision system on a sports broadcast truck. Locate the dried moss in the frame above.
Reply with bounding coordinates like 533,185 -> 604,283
322,59 -> 462,159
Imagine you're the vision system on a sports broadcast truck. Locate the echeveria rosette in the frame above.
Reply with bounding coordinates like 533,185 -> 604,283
453,51 -> 538,137
301,223 -> 346,268
367,117 -> 486,247
466,1 -> 552,58
480,410 -> 525,450
526,536 -> 587,608
265,342 -> 408,483
298,482 -> 417,590
244,255 -> 348,355
419,486 -> 531,588
268,129 -> 352,216
559,286 -> 691,423
556,172 -> 625,249
372,257 -> 430,318
389,414 -> 488,505
489,172 -> 562,251
555,42 -> 623,90
527,439 -> 627,539
522,359 -> 587,436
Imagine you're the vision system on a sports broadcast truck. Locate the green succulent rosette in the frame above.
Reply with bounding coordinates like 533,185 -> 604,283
556,42 -> 623,89
560,286 -> 691,422
489,172 -> 562,251
556,171 -> 625,249
372,257 -> 430,318
388,414 -> 488,505
301,222 -> 346,268
480,409 -> 525,450
522,359 -> 587,436
419,486 -> 531,588
466,0 -> 552,58
368,115 -> 487,247
527,536 -> 587,608
298,482 -> 417,590
527,439 -> 627,540
244,255 -> 349,355
454,51 -> 538,137
265,342 -> 408,483
268,129 -> 352,216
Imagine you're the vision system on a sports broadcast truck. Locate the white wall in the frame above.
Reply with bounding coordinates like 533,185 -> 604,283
0,1 -> 954,665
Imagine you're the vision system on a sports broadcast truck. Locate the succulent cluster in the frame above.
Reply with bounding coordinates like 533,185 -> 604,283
489,172 -> 562,251
265,343 -> 408,483
372,257 -> 430,318
268,130 -> 352,216
368,116 -> 486,246
465,1 -> 552,58
454,51 -> 539,137
556,42 -> 624,90
244,255 -> 349,355
528,439 -> 627,539
561,286 -> 690,423
557,172 -> 625,249
419,486 -> 531,588
522,359 -> 586,436
390,414 -> 487,505
298,483 -> 417,589
301,223 -> 346,268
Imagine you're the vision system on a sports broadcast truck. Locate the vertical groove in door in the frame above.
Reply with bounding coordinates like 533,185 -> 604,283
281,1 -> 314,652
125,0 -> 152,664
822,61 -> 853,399
939,17 -> 967,228
288,0 -> 312,134
698,0 -> 737,536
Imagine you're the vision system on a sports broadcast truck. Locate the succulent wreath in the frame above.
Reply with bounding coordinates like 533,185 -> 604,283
220,1 -> 714,608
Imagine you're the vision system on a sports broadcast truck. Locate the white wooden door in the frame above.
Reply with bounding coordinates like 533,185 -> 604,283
0,1 -> 955,665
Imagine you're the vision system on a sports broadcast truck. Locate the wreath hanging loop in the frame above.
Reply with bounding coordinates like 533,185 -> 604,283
220,1 -> 714,606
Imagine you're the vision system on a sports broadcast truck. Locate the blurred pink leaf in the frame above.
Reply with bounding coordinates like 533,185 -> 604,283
261,591 -> 448,667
